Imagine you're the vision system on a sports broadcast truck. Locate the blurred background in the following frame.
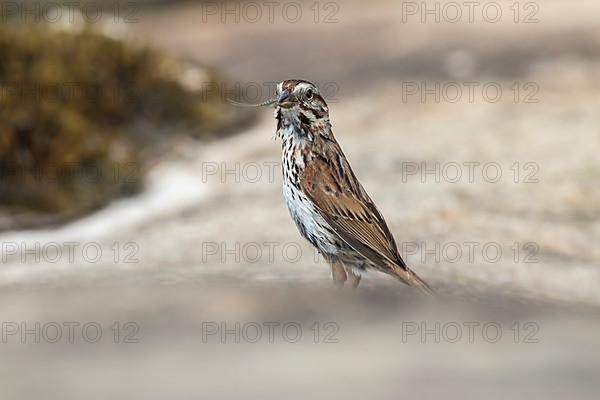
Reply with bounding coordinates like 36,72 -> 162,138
1,0 -> 600,398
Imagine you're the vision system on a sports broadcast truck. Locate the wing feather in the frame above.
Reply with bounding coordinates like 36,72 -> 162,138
300,150 -> 406,271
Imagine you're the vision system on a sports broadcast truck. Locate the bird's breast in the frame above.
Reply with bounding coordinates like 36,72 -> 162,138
281,140 -> 340,256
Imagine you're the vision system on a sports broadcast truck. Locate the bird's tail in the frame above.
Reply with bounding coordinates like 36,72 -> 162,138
388,263 -> 435,295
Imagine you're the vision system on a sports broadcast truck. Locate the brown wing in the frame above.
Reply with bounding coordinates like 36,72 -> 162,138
300,149 -> 406,271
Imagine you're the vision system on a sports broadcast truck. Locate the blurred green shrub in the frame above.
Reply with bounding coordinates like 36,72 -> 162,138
0,25 -> 246,228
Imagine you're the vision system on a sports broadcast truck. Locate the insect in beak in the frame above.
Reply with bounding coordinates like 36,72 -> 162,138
226,97 -> 277,108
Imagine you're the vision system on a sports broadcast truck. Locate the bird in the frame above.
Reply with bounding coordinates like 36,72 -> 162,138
241,79 -> 434,293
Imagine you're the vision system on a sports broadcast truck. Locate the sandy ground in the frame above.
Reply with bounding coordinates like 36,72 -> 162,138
1,0 -> 600,398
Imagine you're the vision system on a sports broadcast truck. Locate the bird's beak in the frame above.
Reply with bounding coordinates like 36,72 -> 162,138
277,90 -> 295,108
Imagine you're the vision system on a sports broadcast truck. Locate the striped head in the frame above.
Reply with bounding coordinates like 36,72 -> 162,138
275,80 -> 331,141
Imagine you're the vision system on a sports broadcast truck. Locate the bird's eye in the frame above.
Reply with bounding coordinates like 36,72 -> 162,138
305,89 -> 314,100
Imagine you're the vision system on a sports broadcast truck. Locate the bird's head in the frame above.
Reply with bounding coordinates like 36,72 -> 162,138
274,79 -> 332,142
275,79 -> 329,119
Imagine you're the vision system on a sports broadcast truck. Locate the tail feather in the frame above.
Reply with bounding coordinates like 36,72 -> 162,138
388,263 -> 435,295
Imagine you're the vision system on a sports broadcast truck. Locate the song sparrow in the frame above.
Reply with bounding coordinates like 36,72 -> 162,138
252,79 -> 433,293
